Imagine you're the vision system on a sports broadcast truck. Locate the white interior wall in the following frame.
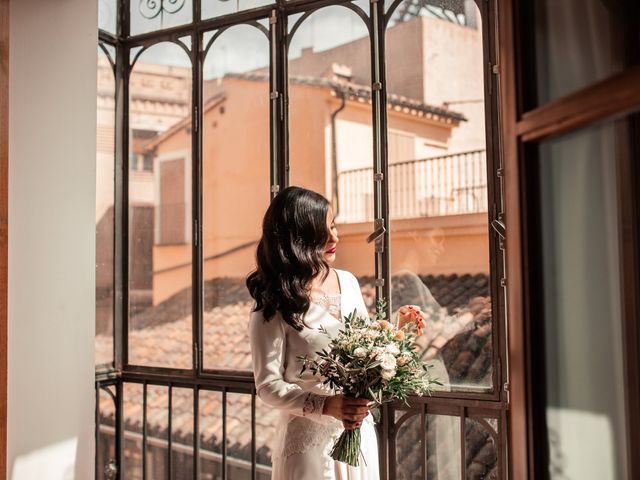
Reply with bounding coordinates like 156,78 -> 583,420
8,0 -> 97,478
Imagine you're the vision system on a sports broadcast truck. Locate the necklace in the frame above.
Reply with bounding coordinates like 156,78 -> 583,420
313,293 -> 342,320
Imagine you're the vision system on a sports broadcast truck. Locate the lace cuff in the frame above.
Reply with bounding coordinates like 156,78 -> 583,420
302,392 -> 326,420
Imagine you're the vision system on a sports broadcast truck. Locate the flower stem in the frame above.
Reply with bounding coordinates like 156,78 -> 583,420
330,427 -> 362,467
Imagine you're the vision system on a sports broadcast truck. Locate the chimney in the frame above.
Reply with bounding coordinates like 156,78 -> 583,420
331,63 -> 353,82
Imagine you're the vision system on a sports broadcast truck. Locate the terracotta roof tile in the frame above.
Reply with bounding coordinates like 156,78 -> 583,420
97,274 -> 495,473
224,73 -> 467,123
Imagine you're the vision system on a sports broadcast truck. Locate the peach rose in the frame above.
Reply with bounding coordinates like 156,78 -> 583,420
377,319 -> 392,331
397,305 -> 426,336
394,330 -> 405,341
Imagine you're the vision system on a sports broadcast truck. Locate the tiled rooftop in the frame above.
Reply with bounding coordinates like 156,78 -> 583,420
224,72 -> 467,123
96,273 -> 495,474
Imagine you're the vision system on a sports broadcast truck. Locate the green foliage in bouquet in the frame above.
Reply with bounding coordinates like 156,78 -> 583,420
298,299 -> 441,466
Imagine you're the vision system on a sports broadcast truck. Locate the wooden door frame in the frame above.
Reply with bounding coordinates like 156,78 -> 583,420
497,0 -> 640,478
0,0 -> 8,478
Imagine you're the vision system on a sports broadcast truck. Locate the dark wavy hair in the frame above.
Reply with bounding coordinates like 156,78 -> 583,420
246,186 -> 331,331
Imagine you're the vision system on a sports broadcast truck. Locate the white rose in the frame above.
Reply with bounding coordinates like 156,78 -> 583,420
384,343 -> 400,355
380,353 -> 397,370
381,368 -> 396,380
354,347 -> 367,358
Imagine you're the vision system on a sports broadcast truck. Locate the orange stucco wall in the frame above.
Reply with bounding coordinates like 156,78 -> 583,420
148,76 -> 487,305
334,214 -> 490,278
114,13 -> 491,306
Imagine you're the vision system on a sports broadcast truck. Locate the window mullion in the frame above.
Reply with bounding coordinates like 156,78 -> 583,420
192,28 -> 203,379
268,8 -> 287,194
481,0 -> 509,403
369,0 -> 391,315
118,0 -> 129,40
116,41 -> 131,370
371,1 -> 392,479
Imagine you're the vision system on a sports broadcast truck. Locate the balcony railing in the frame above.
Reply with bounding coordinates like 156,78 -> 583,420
336,150 -> 488,223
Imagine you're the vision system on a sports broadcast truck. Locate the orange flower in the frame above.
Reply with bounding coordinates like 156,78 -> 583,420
377,319 -> 392,330
394,330 -> 405,341
398,305 -> 426,336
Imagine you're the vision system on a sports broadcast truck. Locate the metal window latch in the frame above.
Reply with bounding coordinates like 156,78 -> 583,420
367,219 -> 386,253
491,218 -> 506,240
366,223 -> 386,244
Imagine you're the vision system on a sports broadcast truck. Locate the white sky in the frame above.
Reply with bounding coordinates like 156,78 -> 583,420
102,1 -> 374,80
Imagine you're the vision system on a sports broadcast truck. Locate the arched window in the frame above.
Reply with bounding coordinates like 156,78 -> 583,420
96,1 -> 509,478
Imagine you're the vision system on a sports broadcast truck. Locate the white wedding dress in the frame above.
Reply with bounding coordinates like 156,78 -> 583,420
249,269 -> 380,480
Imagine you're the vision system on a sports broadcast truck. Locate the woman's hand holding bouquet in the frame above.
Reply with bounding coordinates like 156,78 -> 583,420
299,300 -> 439,466
322,395 -> 371,430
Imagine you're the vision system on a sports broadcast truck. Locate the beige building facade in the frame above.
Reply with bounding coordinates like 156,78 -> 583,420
95,13 -> 490,309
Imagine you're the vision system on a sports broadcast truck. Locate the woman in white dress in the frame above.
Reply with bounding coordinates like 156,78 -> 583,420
247,186 -> 380,480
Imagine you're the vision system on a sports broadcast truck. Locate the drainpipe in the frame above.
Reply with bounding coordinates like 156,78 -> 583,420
330,89 -> 347,217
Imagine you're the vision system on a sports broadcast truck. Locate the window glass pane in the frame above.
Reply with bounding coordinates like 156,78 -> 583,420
201,0 -> 273,19
255,396 -> 276,474
287,0 -> 369,7
465,418 -> 498,479
427,414 -> 462,479
532,0 -> 626,106
146,385 -> 170,480
199,391 -> 273,479
201,25 -> 270,371
199,389 -> 224,479
532,119 -> 629,479
123,383 -> 144,478
226,392 -> 254,479
394,411 -> 462,479
98,0 -> 117,34
128,42 -> 193,369
96,45 -> 116,367
199,390 -> 280,480
97,387 -> 117,479
385,0 -> 471,25
394,411 -> 424,479
131,0 -> 193,36
288,5 -> 375,312
385,1 -> 492,392
171,388 -> 194,479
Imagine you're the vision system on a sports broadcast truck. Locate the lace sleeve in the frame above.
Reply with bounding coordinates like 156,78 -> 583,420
249,311 -> 327,421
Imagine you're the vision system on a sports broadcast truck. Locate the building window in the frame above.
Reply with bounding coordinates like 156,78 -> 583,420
157,157 -> 187,245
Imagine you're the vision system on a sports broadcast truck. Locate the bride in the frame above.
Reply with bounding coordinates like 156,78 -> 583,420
247,186 -> 380,480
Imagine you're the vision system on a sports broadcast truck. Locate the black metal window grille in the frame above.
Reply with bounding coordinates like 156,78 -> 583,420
96,0 -> 509,478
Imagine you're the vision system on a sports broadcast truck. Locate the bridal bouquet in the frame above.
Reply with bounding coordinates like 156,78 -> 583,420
299,300 -> 440,466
